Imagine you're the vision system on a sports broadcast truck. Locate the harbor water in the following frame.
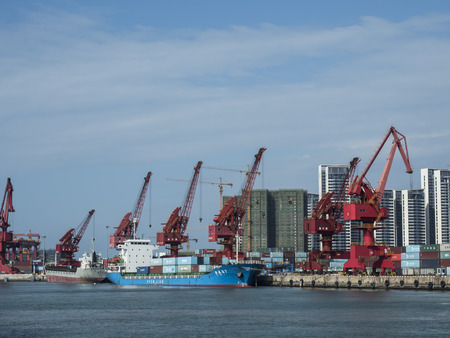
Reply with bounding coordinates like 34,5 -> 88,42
1,282 -> 450,337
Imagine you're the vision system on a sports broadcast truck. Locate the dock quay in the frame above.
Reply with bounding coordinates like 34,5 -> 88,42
257,274 -> 450,290
1,274 -> 45,282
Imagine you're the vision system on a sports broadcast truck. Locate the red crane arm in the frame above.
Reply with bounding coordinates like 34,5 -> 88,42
73,209 -> 95,247
349,126 -> 413,198
0,178 -> 14,228
237,148 -> 266,219
113,172 -> 152,238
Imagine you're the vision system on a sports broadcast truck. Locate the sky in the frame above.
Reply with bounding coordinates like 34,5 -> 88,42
1,1 -> 450,257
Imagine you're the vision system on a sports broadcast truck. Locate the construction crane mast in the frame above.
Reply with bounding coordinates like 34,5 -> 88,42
208,148 -> 266,259
343,126 -> 413,274
109,172 -> 152,249
56,209 -> 95,267
157,161 -> 202,257
0,178 -> 19,273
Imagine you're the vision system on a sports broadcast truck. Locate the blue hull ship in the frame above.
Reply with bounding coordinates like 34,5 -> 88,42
105,263 -> 264,287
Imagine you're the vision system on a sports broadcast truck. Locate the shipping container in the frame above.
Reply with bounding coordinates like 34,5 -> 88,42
177,256 -> 198,265
222,257 -> 229,265
199,264 -> 212,272
440,259 -> 450,267
150,265 -> 163,274
260,252 -> 271,258
401,252 -> 420,260
162,265 -> 177,274
191,265 -> 199,273
295,257 -> 309,263
295,252 -> 308,258
177,265 -> 192,273
203,249 -> 216,254
162,257 -> 176,266
390,253 -> 402,261
209,257 -> 222,265
247,252 -> 260,258
420,244 -> 440,252
441,252 -> 450,260
284,252 -> 295,258
203,256 -> 210,265
420,268 -> 436,275
270,252 -> 284,258
440,244 -> 450,252
137,266 -> 150,274
405,245 -> 421,253
150,258 -> 163,266
420,252 -> 440,260
401,260 -> 420,269
388,246 -> 404,254
420,259 -> 440,268
271,257 -> 284,264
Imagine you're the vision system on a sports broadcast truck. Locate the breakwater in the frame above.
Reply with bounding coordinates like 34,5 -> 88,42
1,274 -> 45,282
258,274 -> 450,290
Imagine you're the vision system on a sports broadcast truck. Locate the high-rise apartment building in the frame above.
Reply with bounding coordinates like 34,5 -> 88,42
306,193 -> 320,251
375,190 -> 403,247
421,168 -> 450,244
401,189 -> 426,245
241,189 -> 308,252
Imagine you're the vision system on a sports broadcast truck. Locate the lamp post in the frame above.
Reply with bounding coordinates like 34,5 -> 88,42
105,226 -> 109,259
42,235 -> 46,271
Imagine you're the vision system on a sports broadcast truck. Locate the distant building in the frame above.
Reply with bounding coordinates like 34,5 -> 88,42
375,190 -> 403,247
240,189 -> 308,252
401,189 -> 426,245
421,168 -> 450,244
306,193 -> 320,251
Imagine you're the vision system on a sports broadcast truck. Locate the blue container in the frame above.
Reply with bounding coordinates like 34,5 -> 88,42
265,263 -> 273,269
401,252 -> 420,260
163,265 -> 177,274
137,266 -> 150,274
177,256 -> 198,265
162,257 -> 176,266
271,257 -> 284,264
295,252 -> 308,258
203,256 -> 210,265
222,257 -> 229,265
440,252 -> 450,259
270,252 -> 284,258
405,245 -> 421,253
150,258 -> 163,266
199,265 -> 211,273
401,260 -> 420,269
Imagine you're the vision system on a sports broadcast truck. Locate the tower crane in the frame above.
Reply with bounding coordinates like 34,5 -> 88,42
109,172 -> 152,249
304,158 -> 359,271
343,126 -> 413,275
157,161 -> 202,257
208,148 -> 266,259
55,209 -> 95,267
0,178 -> 20,273
167,177 -> 233,209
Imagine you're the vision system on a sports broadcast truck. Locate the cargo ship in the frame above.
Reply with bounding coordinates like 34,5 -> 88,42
105,239 -> 264,287
46,251 -> 106,283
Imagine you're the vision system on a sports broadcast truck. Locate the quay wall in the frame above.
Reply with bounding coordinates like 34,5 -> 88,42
1,274 -> 45,282
258,274 -> 450,290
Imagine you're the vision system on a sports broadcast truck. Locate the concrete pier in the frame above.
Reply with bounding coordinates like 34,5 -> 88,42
258,274 -> 450,290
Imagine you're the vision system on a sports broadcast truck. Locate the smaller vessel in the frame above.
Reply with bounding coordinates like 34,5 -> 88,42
46,251 -> 106,284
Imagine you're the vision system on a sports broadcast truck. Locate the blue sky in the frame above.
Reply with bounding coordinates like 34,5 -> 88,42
1,1 -> 450,256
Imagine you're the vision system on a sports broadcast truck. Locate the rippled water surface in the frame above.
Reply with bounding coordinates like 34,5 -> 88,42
1,282 -> 450,337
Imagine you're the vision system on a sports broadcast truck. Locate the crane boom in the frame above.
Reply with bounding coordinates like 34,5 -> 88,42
208,148 -> 266,259
109,172 -> 152,249
157,161 -> 202,256
56,209 -> 95,266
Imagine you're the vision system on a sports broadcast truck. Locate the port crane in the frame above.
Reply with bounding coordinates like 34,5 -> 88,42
109,172 -> 152,249
0,178 -> 20,273
343,126 -> 413,274
304,157 -> 359,271
208,148 -> 266,259
56,209 -> 95,267
157,161 -> 202,257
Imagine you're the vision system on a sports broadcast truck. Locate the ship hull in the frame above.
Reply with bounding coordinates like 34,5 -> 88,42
105,263 -> 264,287
46,267 -> 106,284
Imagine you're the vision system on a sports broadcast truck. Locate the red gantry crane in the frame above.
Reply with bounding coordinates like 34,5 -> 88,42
343,126 -> 413,275
208,148 -> 266,259
157,161 -> 202,257
109,172 -> 152,249
304,157 -> 360,271
0,178 -> 20,273
56,209 -> 95,267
